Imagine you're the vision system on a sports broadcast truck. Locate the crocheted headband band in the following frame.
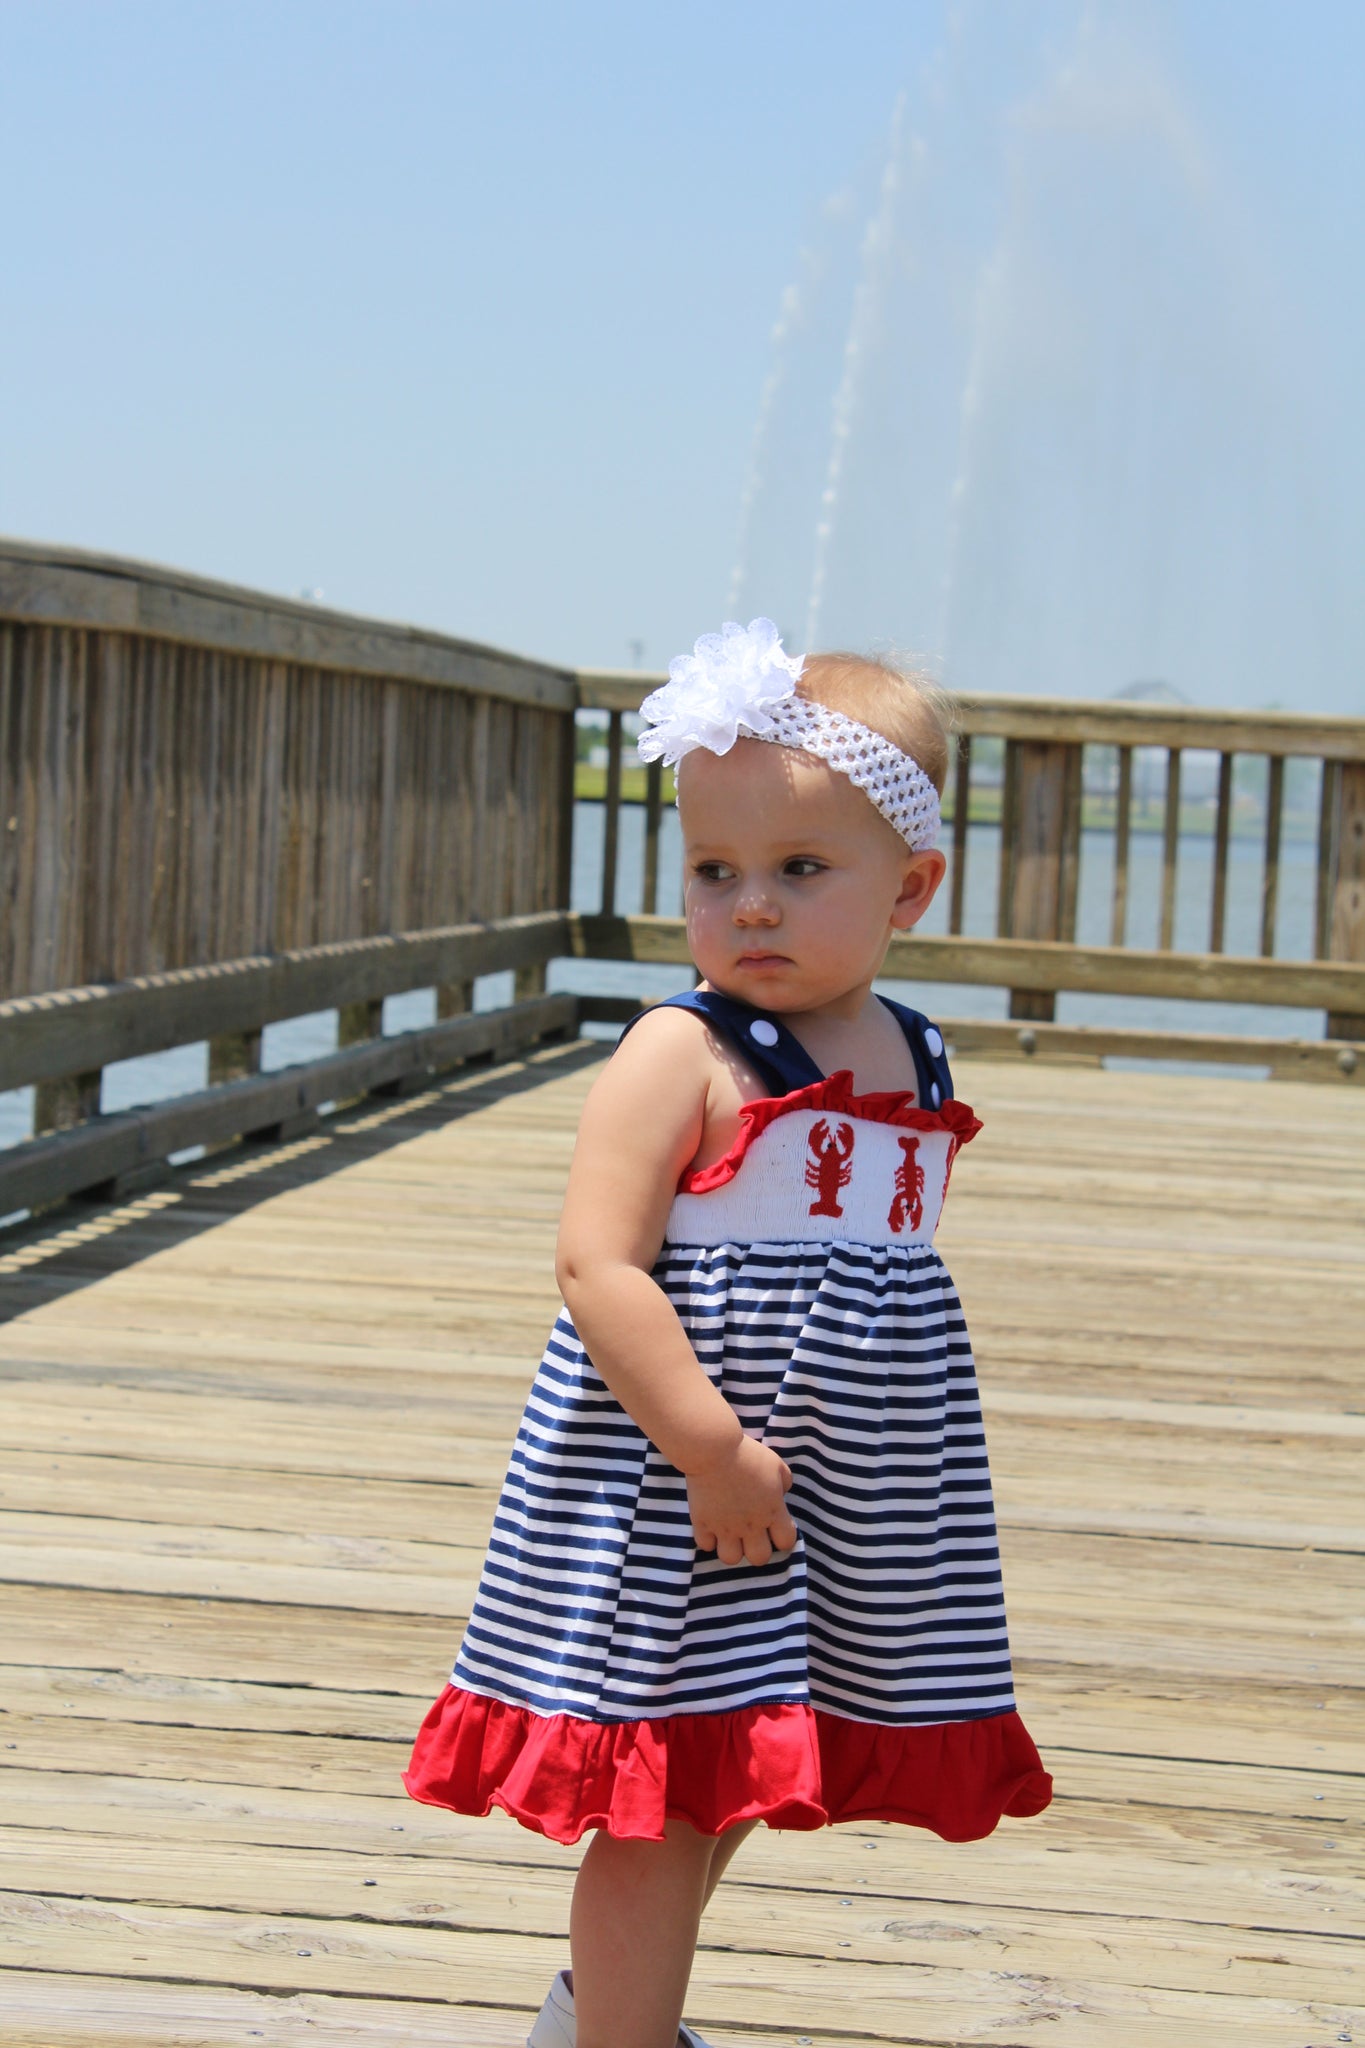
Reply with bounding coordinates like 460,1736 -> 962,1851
635,619 -> 942,853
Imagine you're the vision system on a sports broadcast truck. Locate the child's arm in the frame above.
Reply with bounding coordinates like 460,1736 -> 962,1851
556,1008 -> 797,1570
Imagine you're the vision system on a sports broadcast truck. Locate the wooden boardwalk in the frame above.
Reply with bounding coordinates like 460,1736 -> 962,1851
0,1040 -> 1361,2046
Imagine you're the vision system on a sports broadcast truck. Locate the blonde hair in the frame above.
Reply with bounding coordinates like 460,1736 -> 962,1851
796,653 -> 954,795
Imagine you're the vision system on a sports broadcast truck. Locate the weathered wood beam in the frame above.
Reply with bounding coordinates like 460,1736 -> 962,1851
938,1015 -> 1362,1083
0,540 -> 575,710
576,668 -> 1365,761
576,995 -> 1363,1084
567,913 -> 1365,1013
0,992 -> 576,1218
0,912 -> 570,1094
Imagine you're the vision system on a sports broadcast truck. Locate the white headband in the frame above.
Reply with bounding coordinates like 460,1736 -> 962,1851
635,619 -> 941,852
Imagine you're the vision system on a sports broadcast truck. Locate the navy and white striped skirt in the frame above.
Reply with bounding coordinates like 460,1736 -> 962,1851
405,1238 -> 1052,1843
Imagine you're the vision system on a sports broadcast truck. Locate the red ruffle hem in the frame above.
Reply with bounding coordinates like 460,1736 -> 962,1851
402,1686 -> 1053,1846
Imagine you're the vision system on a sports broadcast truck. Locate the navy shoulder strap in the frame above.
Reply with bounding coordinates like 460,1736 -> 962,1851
618,989 -> 954,1106
615,989 -> 824,1095
876,994 -> 954,1108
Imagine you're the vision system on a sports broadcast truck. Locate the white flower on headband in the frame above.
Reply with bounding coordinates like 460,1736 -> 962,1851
636,618 -> 803,767
637,617 -> 943,851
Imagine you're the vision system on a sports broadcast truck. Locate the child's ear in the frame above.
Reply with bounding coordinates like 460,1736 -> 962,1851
891,849 -> 947,931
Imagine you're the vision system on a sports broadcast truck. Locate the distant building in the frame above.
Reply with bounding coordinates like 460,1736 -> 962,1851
1110,678 -> 1193,707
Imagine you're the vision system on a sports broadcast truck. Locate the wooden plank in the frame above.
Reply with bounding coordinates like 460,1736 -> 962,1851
0,1890 -> 1352,2042
0,1972 -> 540,2048
0,539 -> 576,710
569,912 -> 1365,1013
0,910 -> 570,1092
2,1832 -> 1359,2000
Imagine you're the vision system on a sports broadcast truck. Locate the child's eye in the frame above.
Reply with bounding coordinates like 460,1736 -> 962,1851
784,858 -> 827,878
692,861 -> 735,883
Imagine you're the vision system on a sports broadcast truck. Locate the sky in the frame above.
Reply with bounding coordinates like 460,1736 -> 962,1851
1,0 -> 1362,710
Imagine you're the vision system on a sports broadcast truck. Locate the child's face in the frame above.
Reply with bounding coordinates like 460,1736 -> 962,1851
678,738 -> 944,1014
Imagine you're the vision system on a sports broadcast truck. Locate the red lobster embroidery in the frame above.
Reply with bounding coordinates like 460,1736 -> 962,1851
887,1134 -> 925,1235
805,1119 -> 854,1217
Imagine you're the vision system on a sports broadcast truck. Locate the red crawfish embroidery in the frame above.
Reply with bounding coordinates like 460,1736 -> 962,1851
887,1134 -> 925,1234
805,1119 -> 855,1217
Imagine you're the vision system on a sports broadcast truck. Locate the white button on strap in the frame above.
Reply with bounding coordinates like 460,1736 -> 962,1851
749,1019 -> 780,1047
923,1026 -> 944,1058
929,1081 -> 942,1107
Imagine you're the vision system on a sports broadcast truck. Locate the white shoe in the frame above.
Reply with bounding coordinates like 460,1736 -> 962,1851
527,1970 -> 576,2048
526,1970 -> 715,2048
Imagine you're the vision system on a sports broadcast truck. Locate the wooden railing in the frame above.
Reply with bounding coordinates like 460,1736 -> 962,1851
2,545 -> 1363,1226
1,541 -> 576,1145
576,672 -> 1365,1054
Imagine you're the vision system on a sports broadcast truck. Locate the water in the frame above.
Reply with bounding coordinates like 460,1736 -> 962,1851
0,802 -> 1326,1155
725,7 -> 1349,714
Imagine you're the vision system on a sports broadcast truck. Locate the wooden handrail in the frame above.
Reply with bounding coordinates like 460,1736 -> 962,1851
575,668 -> 1365,760
0,990 -> 577,1218
0,538 -> 575,708
0,912 -> 570,1095
574,670 -> 1365,1039
568,914 -> 1365,1014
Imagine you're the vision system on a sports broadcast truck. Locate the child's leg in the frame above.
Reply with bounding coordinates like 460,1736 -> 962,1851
700,1817 -> 758,1909
569,1818 -> 721,2048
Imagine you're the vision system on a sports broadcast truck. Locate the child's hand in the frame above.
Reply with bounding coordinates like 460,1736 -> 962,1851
686,1436 -> 798,1567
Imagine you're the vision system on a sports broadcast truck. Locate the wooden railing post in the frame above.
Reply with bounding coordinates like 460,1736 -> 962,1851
599,709 -> 623,917
1209,752 -> 1234,953
948,736 -> 971,936
1001,739 -> 1077,1022
34,1069 -> 102,1135
338,1000 -> 383,1046
1110,744 -> 1133,947
1158,748 -> 1182,951
437,982 -> 474,1020
1260,755 -> 1285,959
642,758 -> 664,917
208,1030 -> 262,1085
1327,761 -> 1365,1039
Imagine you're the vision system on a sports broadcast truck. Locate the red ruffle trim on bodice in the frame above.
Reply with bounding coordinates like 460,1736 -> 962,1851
403,1685 -> 1052,1845
679,1073 -> 983,1195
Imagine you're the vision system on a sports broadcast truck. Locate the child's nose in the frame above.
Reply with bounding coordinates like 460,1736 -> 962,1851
733,882 -> 780,925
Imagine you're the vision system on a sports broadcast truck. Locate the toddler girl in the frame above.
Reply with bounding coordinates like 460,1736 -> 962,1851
404,620 -> 1052,2048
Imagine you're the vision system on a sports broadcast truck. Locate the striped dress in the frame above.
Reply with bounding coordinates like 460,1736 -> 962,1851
404,991 -> 1052,1844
